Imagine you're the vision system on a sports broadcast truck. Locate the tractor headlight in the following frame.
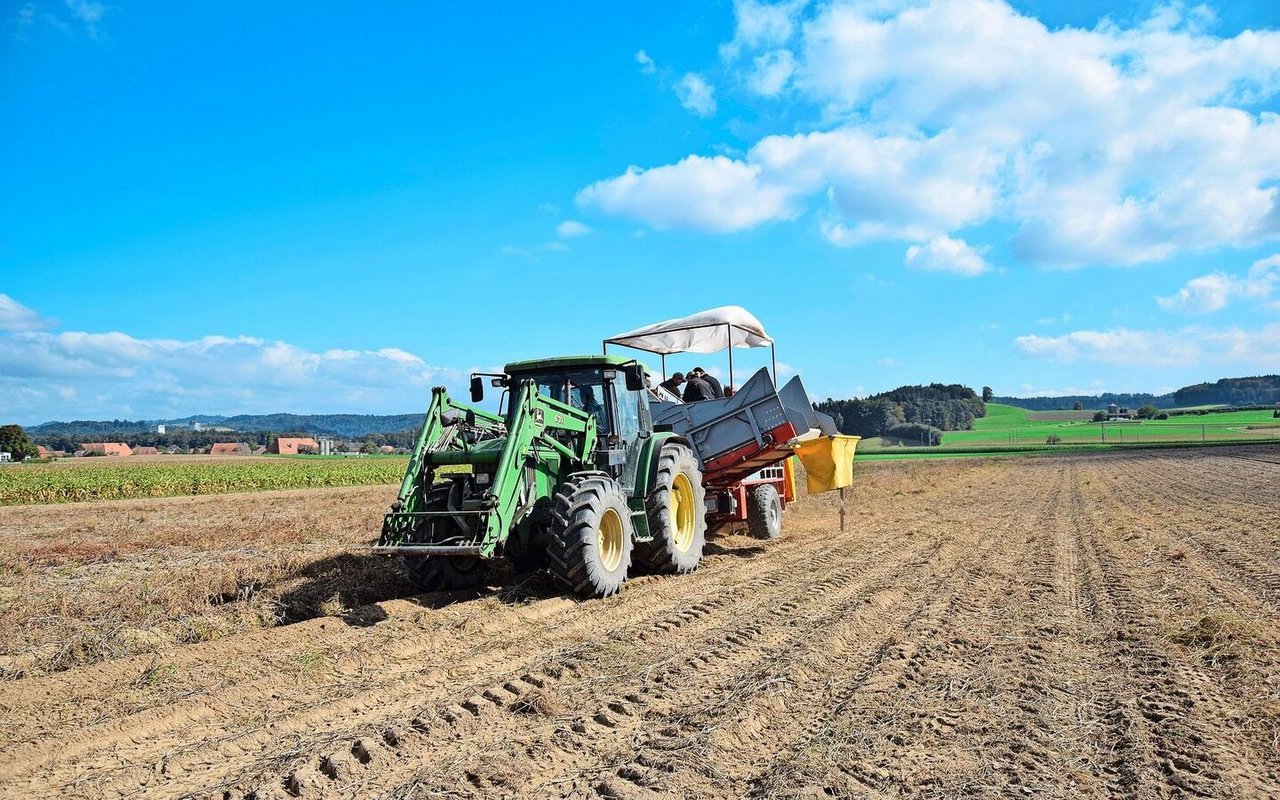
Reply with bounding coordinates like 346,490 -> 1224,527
475,472 -> 491,485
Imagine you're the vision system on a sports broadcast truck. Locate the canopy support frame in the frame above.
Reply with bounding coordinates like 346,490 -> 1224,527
603,320 -> 777,391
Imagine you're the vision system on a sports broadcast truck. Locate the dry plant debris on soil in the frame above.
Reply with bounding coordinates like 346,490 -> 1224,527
0,448 -> 1278,798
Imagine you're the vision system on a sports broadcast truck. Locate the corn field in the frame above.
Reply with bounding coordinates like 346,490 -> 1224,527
0,458 -> 410,505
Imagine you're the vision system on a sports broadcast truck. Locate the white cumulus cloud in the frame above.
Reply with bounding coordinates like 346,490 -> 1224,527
904,235 -> 990,276
674,72 -> 718,116
748,49 -> 796,96
0,301 -> 466,422
584,0 -> 1280,269
556,219 -> 591,239
578,154 -> 795,232
1157,254 -> 1280,313
1015,324 -> 1280,369
720,0 -> 807,59
0,294 -> 53,332
635,49 -> 657,74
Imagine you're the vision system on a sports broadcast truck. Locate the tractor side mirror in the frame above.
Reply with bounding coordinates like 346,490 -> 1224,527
624,363 -> 646,392
469,375 -> 484,403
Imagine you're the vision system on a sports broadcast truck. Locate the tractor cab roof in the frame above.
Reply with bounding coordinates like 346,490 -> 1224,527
504,353 -> 634,374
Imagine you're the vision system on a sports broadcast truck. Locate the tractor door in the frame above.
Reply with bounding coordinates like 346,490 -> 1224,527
608,371 -> 649,493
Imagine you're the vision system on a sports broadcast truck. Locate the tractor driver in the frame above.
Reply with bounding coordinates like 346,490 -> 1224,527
574,383 -> 609,435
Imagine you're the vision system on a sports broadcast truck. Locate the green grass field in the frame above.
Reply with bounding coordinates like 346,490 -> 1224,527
859,404 -> 1280,457
0,457 -> 413,506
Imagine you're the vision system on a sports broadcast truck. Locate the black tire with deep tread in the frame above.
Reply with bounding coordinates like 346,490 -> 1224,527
634,441 -> 707,574
402,483 -> 489,591
546,475 -> 634,598
747,482 -> 783,540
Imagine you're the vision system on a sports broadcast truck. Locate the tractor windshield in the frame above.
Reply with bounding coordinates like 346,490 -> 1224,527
523,368 -> 611,436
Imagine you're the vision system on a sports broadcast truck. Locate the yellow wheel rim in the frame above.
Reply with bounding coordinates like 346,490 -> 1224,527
598,507 -> 625,572
670,472 -> 696,553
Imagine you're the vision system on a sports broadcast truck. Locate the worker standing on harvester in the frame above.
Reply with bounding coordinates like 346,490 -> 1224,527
659,371 -> 686,395
682,371 -> 716,402
690,367 -> 724,398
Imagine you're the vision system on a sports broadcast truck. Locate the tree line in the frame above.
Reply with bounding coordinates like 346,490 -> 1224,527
816,383 -> 986,440
1173,375 -> 1280,407
992,392 -> 1173,411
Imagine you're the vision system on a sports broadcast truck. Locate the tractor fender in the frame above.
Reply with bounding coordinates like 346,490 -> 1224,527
633,432 -> 691,503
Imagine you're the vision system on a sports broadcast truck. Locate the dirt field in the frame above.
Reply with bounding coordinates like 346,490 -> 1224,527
1,448 -> 1278,799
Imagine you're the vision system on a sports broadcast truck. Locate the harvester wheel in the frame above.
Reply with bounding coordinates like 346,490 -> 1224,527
547,476 -> 634,598
747,483 -> 783,540
634,442 -> 706,574
401,483 -> 489,591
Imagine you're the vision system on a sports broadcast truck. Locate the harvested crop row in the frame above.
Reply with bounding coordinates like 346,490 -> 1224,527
0,457 -> 408,505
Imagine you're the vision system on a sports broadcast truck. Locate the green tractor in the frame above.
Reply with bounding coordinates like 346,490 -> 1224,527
375,354 -> 707,598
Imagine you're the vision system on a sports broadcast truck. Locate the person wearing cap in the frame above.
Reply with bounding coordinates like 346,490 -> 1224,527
659,371 -> 686,395
689,367 -> 724,399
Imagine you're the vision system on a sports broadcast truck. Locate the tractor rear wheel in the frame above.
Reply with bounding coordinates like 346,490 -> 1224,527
402,483 -> 489,591
634,441 -> 706,574
547,476 -> 634,598
747,483 -> 783,540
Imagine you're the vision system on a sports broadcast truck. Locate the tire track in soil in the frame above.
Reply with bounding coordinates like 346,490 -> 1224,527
538,470 -> 1047,800
1,500 -> 926,799
1116,456 -> 1280,611
3,557 -> 762,743
481,541 -> 956,800
8,455 -> 1277,800
707,551 -> 985,799
220,533 -> 947,799
737,461 -> 1116,799
1075,462 -> 1277,799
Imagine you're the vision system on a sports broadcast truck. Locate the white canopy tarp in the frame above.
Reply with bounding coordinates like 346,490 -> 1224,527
604,306 -> 772,355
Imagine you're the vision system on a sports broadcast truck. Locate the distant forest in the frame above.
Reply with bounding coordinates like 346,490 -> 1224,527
817,384 -> 985,439
991,393 -> 1174,411
997,375 -> 1280,411
1173,375 -> 1280,407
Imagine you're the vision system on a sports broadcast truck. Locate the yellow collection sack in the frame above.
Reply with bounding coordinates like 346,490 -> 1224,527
793,435 -> 860,494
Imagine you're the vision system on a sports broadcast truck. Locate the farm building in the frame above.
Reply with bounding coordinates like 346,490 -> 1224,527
210,443 -> 250,456
379,445 -> 397,454
36,445 -> 51,458
132,446 -> 160,456
271,437 -> 319,455
1107,404 -> 1136,421
78,443 -> 133,457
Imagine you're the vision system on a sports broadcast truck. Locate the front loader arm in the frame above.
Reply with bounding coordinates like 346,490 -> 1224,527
478,381 -> 597,553
381,386 -> 504,544
379,381 -> 597,556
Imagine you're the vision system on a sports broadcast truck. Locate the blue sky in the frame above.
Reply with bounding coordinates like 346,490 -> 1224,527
3,0 -> 1280,424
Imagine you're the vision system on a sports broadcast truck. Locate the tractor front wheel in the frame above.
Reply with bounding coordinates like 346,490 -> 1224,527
548,476 -> 634,598
634,442 -> 707,574
401,483 -> 489,591
403,555 -> 488,591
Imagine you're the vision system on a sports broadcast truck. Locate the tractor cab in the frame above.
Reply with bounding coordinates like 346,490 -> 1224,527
493,355 -> 650,489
